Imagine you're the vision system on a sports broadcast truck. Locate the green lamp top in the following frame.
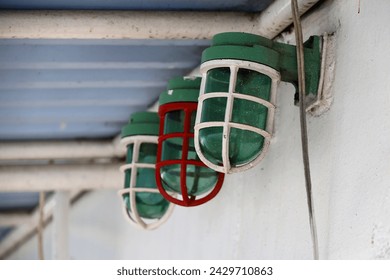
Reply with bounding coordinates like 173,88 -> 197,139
212,32 -> 272,48
201,32 -> 322,96
201,32 -> 280,70
159,76 -> 201,105
121,111 -> 159,138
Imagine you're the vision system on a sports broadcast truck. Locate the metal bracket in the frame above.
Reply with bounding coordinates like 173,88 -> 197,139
305,33 -> 336,116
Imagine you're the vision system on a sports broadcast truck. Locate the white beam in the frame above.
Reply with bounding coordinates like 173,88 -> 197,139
0,213 -> 32,227
0,10 -> 256,40
0,141 -> 124,161
0,0 -> 321,40
256,0 -> 321,38
0,164 -> 122,192
0,61 -> 195,70
0,80 -> 166,90
0,99 -> 147,108
0,191 -> 80,259
52,191 -> 70,260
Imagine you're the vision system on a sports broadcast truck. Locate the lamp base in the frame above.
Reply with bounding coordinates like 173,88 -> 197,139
305,33 -> 336,116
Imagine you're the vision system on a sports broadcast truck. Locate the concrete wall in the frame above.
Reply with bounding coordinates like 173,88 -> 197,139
8,0 -> 390,259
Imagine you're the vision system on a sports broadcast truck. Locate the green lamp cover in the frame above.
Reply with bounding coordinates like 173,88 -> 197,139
121,111 -> 160,138
158,76 -> 201,105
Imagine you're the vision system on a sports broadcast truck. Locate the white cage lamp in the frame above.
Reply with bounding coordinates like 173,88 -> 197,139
118,112 -> 174,230
194,32 -> 323,174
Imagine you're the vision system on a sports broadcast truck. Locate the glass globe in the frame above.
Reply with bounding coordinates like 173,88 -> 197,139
199,67 -> 272,167
123,143 -> 170,219
160,110 -> 219,196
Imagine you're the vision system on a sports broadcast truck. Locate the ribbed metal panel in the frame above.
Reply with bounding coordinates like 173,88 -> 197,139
0,39 -> 208,140
0,0 -> 274,12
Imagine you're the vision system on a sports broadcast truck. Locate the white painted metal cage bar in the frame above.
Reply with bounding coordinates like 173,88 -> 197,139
194,59 -> 281,174
118,135 -> 174,230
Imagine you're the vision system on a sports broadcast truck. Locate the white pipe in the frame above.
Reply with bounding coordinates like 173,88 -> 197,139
0,10 -> 257,40
0,0 -> 321,40
0,213 -> 32,227
0,163 -> 122,192
52,191 -> 70,260
257,0 -> 321,38
0,191 -> 80,259
0,140 -> 124,161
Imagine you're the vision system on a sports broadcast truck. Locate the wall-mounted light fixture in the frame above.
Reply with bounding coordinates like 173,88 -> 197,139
118,112 -> 174,230
156,77 -> 225,207
194,32 -> 322,174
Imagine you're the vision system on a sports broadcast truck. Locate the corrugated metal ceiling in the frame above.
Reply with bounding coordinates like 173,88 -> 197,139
0,0 -> 274,12
0,39 -> 208,140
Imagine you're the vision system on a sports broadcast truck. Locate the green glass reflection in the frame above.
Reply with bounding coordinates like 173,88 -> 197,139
199,126 -> 266,167
126,144 -> 134,164
138,143 -> 157,163
199,68 -> 271,167
123,142 -> 170,219
124,143 -> 134,192
185,165 -> 218,195
162,138 -> 183,161
164,110 -> 184,134
201,97 -> 227,123
199,127 -> 223,165
132,166 -> 169,219
160,163 -> 180,194
190,111 -> 196,133
161,110 -> 219,196
205,67 -> 230,93
229,128 -> 265,166
187,138 -> 198,160
231,99 -> 268,127
123,162 -> 132,215
235,68 -> 272,98
161,164 -> 219,196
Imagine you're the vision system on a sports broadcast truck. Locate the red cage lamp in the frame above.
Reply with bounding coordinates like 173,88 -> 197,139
155,77 -> 225,207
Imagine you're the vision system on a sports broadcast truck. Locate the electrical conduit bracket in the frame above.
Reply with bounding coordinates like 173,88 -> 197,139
305,32 -> 336,116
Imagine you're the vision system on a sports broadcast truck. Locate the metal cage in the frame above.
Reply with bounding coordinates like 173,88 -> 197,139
119,135 -> 174,230
195,59 -> 281,174
156,101 -> 225,207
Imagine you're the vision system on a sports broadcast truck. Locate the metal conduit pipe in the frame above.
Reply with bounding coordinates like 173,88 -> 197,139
0,0 -> 321,40
0,138 -> 124,161
0,163 -> 122,192
0,191 -> 81,259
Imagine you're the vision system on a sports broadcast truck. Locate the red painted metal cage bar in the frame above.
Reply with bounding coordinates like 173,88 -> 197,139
156,102 -> 224,207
